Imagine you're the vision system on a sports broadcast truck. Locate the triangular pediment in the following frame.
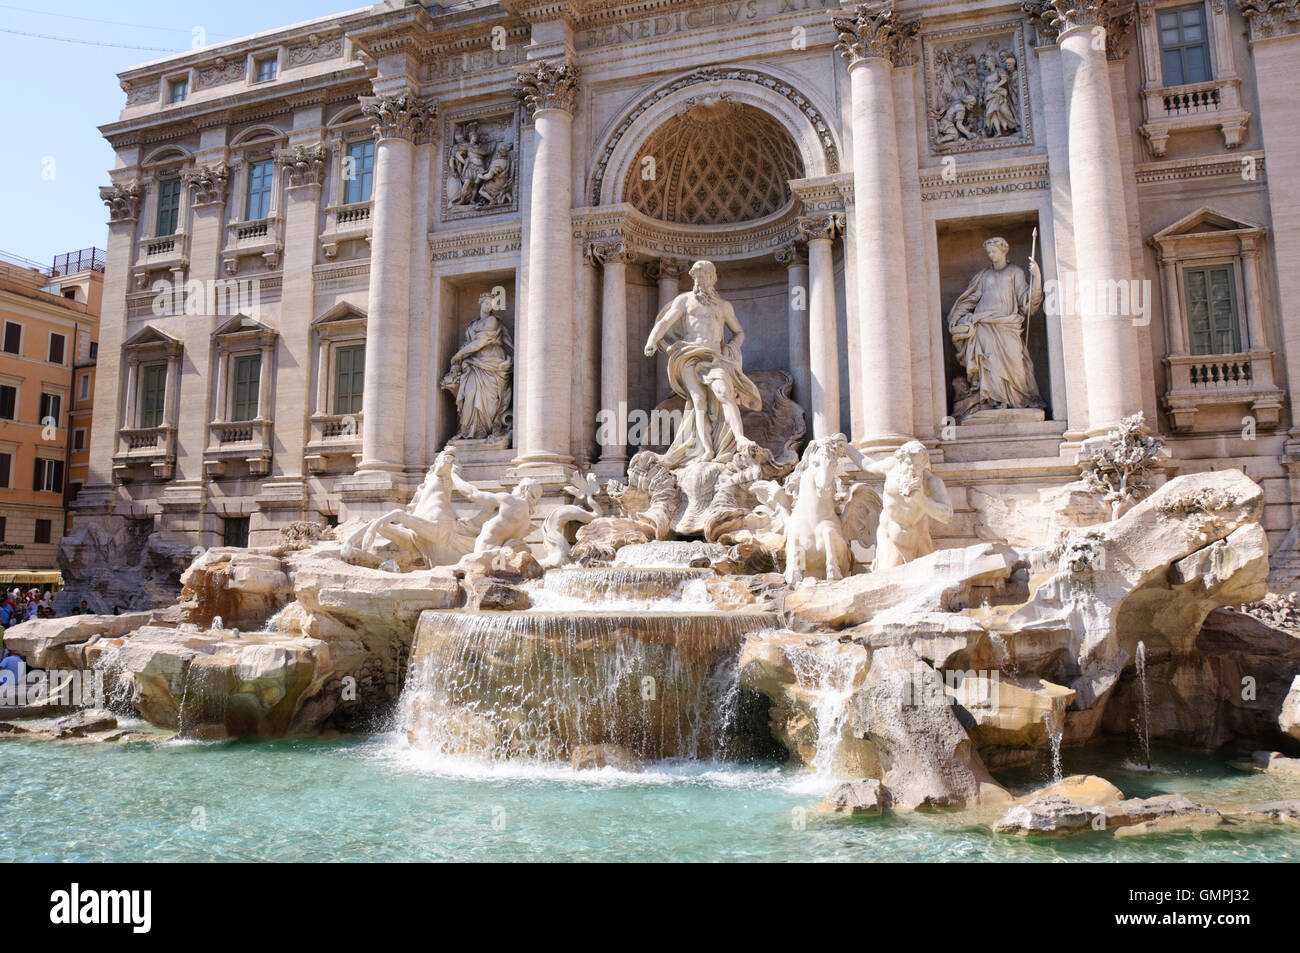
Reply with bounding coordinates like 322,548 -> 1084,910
311,302 -> 367,326
213,314 -> 272,337
122,325 -> 181,349
1154,206 -> 1265,240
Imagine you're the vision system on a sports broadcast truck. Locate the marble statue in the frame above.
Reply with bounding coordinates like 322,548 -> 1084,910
643,260 -> 761,466
450,472 -> 541,556
442,292 -> 513,440
341,447 -> 475,568
761,434 -> 882,585
859,440 -> 953,571
540,472 -> 604,568
946,236 -> 1044,421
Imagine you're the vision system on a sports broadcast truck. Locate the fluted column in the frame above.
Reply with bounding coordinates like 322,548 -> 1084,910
646,258 -> 686,402
513,61 -> 580,474
356,92 -> 434,473
1029,0 -> 1143,433
593,241 -> 632,467
833,1 -> 919,448
799,213 -> 845,437
776,242 -> 811,416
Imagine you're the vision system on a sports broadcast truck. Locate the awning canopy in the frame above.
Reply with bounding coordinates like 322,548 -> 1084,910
0,571 -> 64,587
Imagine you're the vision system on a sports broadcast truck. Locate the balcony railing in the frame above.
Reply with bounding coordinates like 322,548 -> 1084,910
1163,350 -> 1284,432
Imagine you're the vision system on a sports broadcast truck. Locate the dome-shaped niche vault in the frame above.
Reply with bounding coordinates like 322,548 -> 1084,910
622,98 -> 805,227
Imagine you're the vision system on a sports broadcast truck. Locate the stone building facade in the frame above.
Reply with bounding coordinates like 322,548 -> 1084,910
72,0 -> 1300,581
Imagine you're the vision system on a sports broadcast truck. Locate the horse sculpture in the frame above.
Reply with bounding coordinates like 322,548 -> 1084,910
341,446 -> 477,568
756,434 -> 881,586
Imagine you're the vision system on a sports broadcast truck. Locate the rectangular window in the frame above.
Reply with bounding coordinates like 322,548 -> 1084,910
1185,264 -> 1241,355
343,140 -> 376,205
0,386 -> 15,421
156,177 -> 182,236
333,345 -> 365,416
33,458 -> 64,494
255,56 -> 278,83
1159,4 -> 1211,86
0,516 -> 6,542
223,516 -> 250,548
231,353 -> 262,422
89,342 -> 98,360
39,393 -> 61,428
34,519 -> 51,545
168,76 -> 188,103
78,373 -> 90,401
245,159 -> 274,221
140,363 -> 168,429
0,453 -> 10,488
48,333 -> 65,365
3,321 -> 21,355
73,428 -> 87,451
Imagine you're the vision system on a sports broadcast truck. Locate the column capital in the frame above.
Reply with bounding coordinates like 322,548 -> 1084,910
181,163 -> 230,208
275,144 -> 327,189
832,1 -> 921,69
359,92 -> 436,143
588,240 -> 633,266
643,256 -> 686,282
775,241 -> 807,267
513,60 -> 580,116
797,212 -> 845,243
100,182 -> 142,222
1023,0 -> 1135,56
1238,0 -> 1300,41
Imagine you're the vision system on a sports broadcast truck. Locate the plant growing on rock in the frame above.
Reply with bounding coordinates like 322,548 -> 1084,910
1079,412 -> 1168,520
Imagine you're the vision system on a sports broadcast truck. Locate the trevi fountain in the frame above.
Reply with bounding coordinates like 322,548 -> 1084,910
7,0 -> 1300,865
6,256 -> 1300,862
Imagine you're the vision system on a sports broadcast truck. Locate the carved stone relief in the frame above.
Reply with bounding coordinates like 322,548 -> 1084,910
442,110 -> 519,218
923,24 -> 1032,154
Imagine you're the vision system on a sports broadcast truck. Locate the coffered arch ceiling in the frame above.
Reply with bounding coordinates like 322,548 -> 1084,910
622,99 -> 805,227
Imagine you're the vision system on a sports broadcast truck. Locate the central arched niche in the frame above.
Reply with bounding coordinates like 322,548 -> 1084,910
622,98 -> 805,226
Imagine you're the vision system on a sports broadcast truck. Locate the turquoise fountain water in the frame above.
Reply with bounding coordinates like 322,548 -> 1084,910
4,543 -> 1300,862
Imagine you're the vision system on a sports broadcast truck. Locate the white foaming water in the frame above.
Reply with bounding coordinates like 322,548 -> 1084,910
1043,708 -> 1064,784
785,639 -> 868,777
613,542 -> 727,568
1136,640 -> 1152,769
528,575 -> 716,613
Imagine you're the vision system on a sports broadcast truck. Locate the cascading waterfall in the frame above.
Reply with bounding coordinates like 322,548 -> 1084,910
399,548 -> 776,763
1043,708 -> 1064,784
1136,640 -> 1152,769
786,642 -> 868,776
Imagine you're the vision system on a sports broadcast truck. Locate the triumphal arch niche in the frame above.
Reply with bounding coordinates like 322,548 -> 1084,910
582,66 -> 848,474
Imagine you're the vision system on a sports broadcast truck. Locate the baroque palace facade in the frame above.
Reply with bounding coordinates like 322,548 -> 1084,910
73,0 -> 1300,571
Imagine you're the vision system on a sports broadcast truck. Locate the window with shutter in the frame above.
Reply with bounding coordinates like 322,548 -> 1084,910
140,364 -> 167,428
333,345 -> 365,416
1184,264 -> 1241,355
231,354 -> 262,422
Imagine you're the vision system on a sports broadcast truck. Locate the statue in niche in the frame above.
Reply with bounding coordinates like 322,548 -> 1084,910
643,260 -> 761,467
931,39 -> 1022,149
441,292 -> 513,441
446,121 -> 515,209
947,236 -> 1045,421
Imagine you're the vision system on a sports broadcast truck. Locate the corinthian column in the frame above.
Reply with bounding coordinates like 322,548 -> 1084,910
776,242 -> 811,415
592,241 -> 633,467
513,61 -> 580,475
356,91 -> 434,473
799,213 -> 845,438
1027,0 -> 1143,434
832,1 -> 919,448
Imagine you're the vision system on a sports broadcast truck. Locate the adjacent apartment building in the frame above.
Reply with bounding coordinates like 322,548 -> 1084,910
0,248 -> 102,575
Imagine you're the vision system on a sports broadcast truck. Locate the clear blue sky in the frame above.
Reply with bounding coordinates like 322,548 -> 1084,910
0,1 -> 351,267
